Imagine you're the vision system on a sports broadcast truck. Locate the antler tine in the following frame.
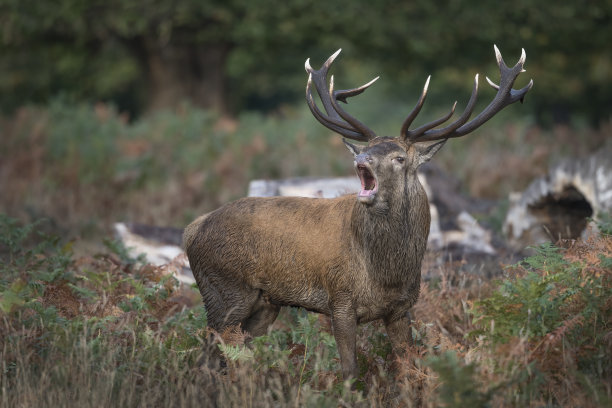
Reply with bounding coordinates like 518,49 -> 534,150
403,45 -> 533,143
405,101 -> 457,139
328,75 -> 379,140
305,49 -> 342,118
447,45 -> 533,138
406,74 -> 479,141
305,49 -> 378,142
400,76 -> 431,137
335,76 -> 380,103
306,75 -> 370,141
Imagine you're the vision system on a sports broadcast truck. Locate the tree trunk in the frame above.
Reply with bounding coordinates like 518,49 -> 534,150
136,37 -> 230,113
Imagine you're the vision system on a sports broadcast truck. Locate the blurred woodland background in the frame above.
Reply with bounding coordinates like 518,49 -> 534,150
1,2 -> 612,407
1,0 -> 610,246
1,0 -> 610,121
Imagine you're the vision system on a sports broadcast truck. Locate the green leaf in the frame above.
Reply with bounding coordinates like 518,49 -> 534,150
0,290 -> 25,313
218,343 -> 254,362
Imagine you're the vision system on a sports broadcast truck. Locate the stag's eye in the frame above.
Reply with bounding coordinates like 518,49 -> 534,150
394,157 -> 405,164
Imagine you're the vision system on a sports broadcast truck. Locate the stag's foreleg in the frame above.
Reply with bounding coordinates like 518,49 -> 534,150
330,296 -> 358,380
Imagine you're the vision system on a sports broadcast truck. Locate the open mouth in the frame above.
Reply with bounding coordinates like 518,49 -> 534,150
357,164 -> 377,198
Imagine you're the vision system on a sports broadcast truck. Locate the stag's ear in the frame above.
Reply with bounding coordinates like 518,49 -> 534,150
415,139 -> 447,166
343,138 -> 363,157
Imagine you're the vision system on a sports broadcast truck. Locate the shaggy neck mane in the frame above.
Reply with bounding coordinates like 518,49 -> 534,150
350,180 -> 430,287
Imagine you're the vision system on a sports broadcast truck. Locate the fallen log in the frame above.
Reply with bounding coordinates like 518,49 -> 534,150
504,145 -> 612,248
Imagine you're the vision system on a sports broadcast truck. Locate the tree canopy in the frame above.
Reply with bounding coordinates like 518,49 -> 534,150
1,0 -> 610,125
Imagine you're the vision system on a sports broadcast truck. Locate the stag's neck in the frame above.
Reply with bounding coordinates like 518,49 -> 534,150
350,179 -> 430,287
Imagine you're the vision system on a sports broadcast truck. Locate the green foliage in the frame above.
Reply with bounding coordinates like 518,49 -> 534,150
368,330 -> 393,360
290,310 -> 338,372
474,244 -> 557,340
0,214 -> 72,274
471,242 -> 606,341
0,214 -> 215,406
242,309 -> 339,376
46,100 -> 122,182
250,333 -> 292,373
0,213 -> 43,259
0,213 -> 200,346
1,0 -> 610,123
103,238 -> 146,265
469,237 -> 612,404
163,304 -> 208,350
219,343 -> 255,362
597,212 -> 612,236
426,231 -> 612,406
0,215 -> 72,313
473,244 -> 573,342
1,101 -> 358,236
426,351 -> 492,408
427,350 -> 540,408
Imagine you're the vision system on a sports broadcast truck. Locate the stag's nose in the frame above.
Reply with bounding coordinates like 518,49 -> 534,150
355,153 -> 373,166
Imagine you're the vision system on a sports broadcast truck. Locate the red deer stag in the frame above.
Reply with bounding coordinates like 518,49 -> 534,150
183,45 -> 532,380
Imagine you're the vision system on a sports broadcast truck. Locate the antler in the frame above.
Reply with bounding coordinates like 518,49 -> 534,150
402,45 -> 534,143
305,49 -> 379,142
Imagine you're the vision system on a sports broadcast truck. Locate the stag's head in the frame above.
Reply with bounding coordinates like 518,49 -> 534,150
305,47 -> 533,208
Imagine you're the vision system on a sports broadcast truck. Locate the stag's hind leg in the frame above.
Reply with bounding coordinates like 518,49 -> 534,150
202,283 -> 259,332
202,279 -> 278,337
197,278 -> 261,370
242,293 -> 280,337
384,310 -> 414,354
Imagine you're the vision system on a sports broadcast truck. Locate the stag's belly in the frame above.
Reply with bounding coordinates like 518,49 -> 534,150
251,266 -> 418,324
251,268 -> 332,314
261,286 -> 331,315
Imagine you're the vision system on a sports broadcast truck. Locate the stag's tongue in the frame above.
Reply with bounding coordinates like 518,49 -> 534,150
357,165 -> 377,197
